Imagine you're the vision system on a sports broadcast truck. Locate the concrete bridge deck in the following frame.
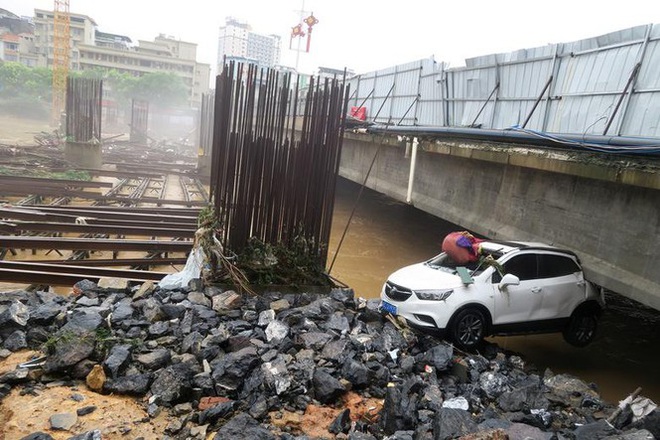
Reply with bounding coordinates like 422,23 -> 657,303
339,131 -> 660,310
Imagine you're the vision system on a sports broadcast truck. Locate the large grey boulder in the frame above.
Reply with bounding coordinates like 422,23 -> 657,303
433,408 -> 478,440
213,413 -> 276,440
313,369 -> 346,404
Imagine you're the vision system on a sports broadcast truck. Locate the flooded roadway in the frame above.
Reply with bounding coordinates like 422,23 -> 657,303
327,177 -> 660,404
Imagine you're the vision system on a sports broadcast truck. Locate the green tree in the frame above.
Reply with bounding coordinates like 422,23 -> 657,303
133,72 -> 188,108
103,70 -> 138,106
0,62 -> 52,118
0,62 -> 52,100
71,68 -> 106,80
0,64 -> 189,115
95,70 -> 187,109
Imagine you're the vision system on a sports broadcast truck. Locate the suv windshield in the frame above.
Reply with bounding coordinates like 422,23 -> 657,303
425,249 -> 506,276
426,253 -> 462,271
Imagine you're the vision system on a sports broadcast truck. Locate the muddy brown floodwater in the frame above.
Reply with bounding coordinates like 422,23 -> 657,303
327,177 -> 660,405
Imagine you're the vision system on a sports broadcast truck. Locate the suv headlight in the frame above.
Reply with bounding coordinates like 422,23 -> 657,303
414,289 -> 453,301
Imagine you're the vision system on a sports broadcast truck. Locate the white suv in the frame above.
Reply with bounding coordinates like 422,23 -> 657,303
380,241 -> 604,349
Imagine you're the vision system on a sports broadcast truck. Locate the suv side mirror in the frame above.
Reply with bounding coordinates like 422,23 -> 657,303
499,273 -> 520,290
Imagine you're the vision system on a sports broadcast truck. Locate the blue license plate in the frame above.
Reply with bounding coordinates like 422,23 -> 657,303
380,300 -> 397,315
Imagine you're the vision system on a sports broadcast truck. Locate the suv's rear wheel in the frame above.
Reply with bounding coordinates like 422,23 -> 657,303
450,308 -> 487,350
563,306 -> 600,347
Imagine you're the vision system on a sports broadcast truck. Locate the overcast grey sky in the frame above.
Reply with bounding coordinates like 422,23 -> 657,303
4,0 -> 660,79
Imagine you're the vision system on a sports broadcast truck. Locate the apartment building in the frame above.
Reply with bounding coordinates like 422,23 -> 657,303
33,8 -> 96,70
0,8 -> 38,67
77,35 -> 210,108
217,17 -> 280,72
28,8 -> 209,109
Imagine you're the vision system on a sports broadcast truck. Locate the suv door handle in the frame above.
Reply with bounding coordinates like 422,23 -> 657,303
576,281 -> 585,287
531,287 -> 542,293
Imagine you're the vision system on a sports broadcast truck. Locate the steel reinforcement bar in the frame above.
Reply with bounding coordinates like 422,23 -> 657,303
210,62 -> 349,265
0,236 -> 191,252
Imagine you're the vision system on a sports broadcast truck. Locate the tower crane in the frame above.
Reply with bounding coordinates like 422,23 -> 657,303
51,0 -> 70,127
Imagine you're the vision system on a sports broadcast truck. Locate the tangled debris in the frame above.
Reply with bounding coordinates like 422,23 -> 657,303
194,205 -> 332,289
0,282 -> 658,439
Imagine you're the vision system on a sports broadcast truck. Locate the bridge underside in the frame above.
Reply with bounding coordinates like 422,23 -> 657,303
339,133 -> 660,311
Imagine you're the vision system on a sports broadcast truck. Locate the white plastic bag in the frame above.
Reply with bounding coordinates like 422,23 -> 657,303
619,395 -> 658,422
159,246 -> 206,290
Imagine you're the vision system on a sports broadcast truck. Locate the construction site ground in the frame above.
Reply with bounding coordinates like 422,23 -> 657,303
0,117 -> 193,439
0,116 -> 367,439
0,350 -> 172,439
0,116 -> 51,147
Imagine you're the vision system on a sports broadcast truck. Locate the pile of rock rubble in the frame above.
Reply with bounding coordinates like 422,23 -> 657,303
1,280 -> 658,440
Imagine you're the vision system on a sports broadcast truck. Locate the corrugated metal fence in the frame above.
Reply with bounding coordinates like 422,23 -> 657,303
346,24 -> 660,137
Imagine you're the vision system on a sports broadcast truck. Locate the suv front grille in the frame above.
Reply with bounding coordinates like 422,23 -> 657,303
384,281 -> 412,301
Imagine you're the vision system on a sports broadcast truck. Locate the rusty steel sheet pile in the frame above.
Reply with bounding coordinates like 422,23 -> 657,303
210,62 -> 349,265
66,77 -> 103,143
130,99 -> 149,144
199,92 -> 215,157
0,203 -> 199,284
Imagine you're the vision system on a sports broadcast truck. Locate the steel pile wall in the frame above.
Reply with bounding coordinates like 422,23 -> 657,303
130,99 -> 149,144
65,77 -> 103,143
210,62 -> 349,265
198,93 -> 215,156
346,24 -> 660,138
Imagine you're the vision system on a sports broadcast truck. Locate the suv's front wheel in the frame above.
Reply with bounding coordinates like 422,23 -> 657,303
563,304 -> 600,347
450,308 -> 487,350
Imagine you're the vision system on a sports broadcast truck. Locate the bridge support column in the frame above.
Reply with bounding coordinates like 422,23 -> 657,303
406,137 -> 419,203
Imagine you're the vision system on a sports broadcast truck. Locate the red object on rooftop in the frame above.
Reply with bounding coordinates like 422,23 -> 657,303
350,106 -> 366,121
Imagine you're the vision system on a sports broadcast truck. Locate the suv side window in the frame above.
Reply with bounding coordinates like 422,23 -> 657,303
538,254 -> 580,278
492,254 -> 538,283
